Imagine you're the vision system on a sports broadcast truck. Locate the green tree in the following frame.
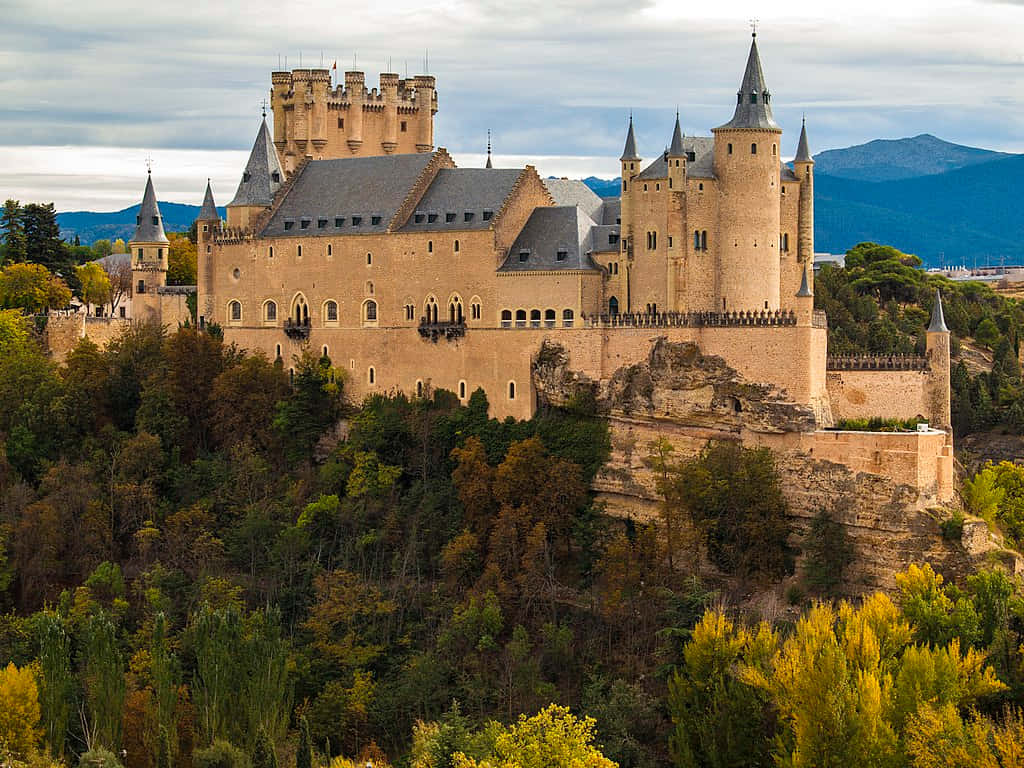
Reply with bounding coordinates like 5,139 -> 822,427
2,200 -> 26,263
296,716 -> 312,768
273,351 -> 344,464
92,240 -> 113,258
36,613 -> 73,759
22,203 -> 72,279
802,508 -> 854,596
76,261 -> 112,309
252,727 -> 278,768
81,612 -> 125,752
975,317 -> 1000,349
0,262 -> 72,312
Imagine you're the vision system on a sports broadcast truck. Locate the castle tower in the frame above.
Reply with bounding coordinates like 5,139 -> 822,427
197,179 -> 220,237
196,180 -> 219,325
793,117 -> 815,266
381,72 -> 400,153
226,118 -> 284,230
619,116 -> 641,303
926,289 -> 952,432
413,75 -> 437,152
711,33 -> 783,312
129,171 -> 169,322
667,110 -> 686,189
345,70 -> 366,152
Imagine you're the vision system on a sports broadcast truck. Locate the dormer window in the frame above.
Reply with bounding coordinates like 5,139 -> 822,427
482,210 -> 493,221
750,91 -> 757,104
414,213 -> 425,224
445,212 -> 456,223
284,220 -> 294,231
687,151 -> 696,162
271,171 -> 281,183
335,217 -> 345,227
556,249 -> 568,262
300,218 -> 310,229
371,215 -> 381,225
427,213 -> 438,223
152,216 -> 159,226
317,218 -> 327,229
351,216 -> 362,226
518,249 -> 529,262
243,171 -> 251,182
464,212 -> 474,222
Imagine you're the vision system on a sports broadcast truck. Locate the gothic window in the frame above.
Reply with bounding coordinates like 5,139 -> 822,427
751,143 -> 757,155
501,309 -> 513,328
609,296 -> 619,315
264,300 -> 277,322
425,296 -> 439,324
448,296 -> 464,324
325,300 -> 338,322
470,297 -> 482,320
563,309 -> 574,327
363,300 -> 377,322
229,301 -> 241,322
291,295 -> 308,325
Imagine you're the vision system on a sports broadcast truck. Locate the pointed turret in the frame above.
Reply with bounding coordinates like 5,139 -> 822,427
796,264 -> 813,297
716,33 -> 780,131
133,172 -> 168,244
794,117 -> 813,163
485,129 -> 493,169
620,116 -> 640,161
928,289 -> 949,333
668,111 -> 684,157
228,118 -> 285,209
198,179 -> 219,221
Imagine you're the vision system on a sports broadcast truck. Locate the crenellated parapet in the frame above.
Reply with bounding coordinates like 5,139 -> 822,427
583,309 -> 799,328
827,354 -> 930,371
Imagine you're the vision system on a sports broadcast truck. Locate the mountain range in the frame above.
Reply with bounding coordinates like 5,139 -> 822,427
55,135 -> 1021,268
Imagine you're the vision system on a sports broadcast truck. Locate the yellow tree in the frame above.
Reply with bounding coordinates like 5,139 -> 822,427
76,262 -> 112,310
166,233 -> 197,285
0,661 -> 43,759
0,263 -> 71,313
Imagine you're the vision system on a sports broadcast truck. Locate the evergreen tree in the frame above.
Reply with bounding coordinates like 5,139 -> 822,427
157,726 -> 172,768
22,203 -> 70,275
37,613 -> 73,758
1,200 -> 26,263
252,727 -> 278,768
296,717 -> 311,768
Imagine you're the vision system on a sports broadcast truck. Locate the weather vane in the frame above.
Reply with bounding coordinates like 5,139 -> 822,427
145,155 -> 153,174
260,99 -> 268,118
750,18 -> 759,37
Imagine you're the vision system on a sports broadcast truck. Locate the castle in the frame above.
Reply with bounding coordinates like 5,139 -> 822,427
121,34 -> 956,511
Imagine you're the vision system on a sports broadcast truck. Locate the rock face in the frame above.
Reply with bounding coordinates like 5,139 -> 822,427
534,338 -> 1017,593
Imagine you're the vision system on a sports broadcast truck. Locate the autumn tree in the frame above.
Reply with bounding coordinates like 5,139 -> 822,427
167,233 -> 197,286
0,661 -> 43,759
103,258 -> 132,315
210,353 -> 290,453
77,262 -> 112,310
0,262 -> 72,313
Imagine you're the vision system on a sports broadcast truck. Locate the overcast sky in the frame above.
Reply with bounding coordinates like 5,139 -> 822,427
1,0 -> 1022,211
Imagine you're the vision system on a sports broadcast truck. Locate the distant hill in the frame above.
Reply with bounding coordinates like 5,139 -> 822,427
813,133 -> 1013,182
58,202 -> 224,244
580,176 -> 621,198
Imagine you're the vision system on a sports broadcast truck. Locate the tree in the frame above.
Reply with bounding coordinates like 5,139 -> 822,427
296,716 -> 312,768
0,309 -> 30,355
211,353 -> 291,454
452,704 -> 616,768
104,258 -> 132,315
802,508 -> 854,596
21,203 -> 71,278
92,240 -> 113,258
81,612 -> 126,752
0,661 -> 43,759
0,263 -> 71,312
252,727 -> 278,768
975,317 -> 1000,349
36,614 -> 73,759
2,199 -> 27,263
77,262 -> 112,309
167,233 -> 197,286
112,238 -> 127,255
273,351 -> 344,464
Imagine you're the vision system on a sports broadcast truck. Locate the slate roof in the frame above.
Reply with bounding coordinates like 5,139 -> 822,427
637,153 -> 668,180
132,173 -> 168,244
228,118 -> 285,208
794,119 -> 813,163
399,168 -> 522,232
684,137 -> 715,178
716,35 -> 780,132
600,198 -> 621,225
499,206 -> 601,273
262,153 -> 434,237
198,180 -> 219,221
620,117 -> 640,161
669,113 -> 685,156
781,165 -> 799,182
590,224 -> 621,253
542,178 -> 604,222
929,290 -> 949,333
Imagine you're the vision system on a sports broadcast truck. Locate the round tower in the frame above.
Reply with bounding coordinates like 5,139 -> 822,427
712,33 -> 782,312
413,75 -> 436,152
793,117 -> 815,266
619,116 -> 641,283
345,71 -> 365,153
381,72 -> 400,153
926,290 -> 952,432
129,171 -> 169,322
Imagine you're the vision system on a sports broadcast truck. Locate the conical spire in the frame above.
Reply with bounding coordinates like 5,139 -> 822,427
716,33 -> 780,131
485,129 -> 492,169
796,264 -> 813,297
132,172 -> 168,244
794,117 -> 813,163
668,110 -> 685,156
620,115 -> 640,161
198,179 -> 219,221
228,117 -> 285,208
928,289 -> 949,333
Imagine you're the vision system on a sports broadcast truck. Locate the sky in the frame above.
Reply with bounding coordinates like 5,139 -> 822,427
0,0 -> 1022,211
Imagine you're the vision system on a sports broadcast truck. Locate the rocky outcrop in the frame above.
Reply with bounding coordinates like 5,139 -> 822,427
533,338 -> 1018,594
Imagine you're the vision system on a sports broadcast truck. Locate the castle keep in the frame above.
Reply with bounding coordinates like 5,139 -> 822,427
125,34 -> 955,511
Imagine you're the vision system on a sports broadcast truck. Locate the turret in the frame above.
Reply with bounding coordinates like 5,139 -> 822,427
794,262 -> 813,324
926,289 -> 952,432
793,117 -> 815,266
345,71 -> 365,152
413,75 -> 437,152
129,171 -> 169,321
712,32 -> 783,312
485,129 -> 493,168
270,70 -> 291,155
666,111 -> 686,190
197,179 -> 220,240
619,116 -> 640,266
380,72 -> 400,153
226,118 -> 285,230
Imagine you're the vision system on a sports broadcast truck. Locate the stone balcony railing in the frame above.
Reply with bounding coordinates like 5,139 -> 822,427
283,319 -> 311,340
419,320 -> 466,342
827,354 -> 929,371
581,309 -> 799,329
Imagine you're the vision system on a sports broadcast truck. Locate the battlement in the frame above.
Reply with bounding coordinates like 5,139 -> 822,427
827,354 -> 929,371
582,309 -> 799,328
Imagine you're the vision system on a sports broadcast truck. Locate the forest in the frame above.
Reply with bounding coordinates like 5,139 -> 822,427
5,205 -> 1024,766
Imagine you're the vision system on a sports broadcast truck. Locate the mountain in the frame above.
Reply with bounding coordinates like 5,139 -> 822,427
812,133 -> 1013,182
580,176 -> 621,198
57,202 -> 224,244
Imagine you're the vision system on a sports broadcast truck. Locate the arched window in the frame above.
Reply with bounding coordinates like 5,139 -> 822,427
404,297 -> 416,321
291,295 -> 308,326
751,143 -> 757,155
368,367 -> 375,385
609,296 -> 619,315
275,344 -> 281,359
416,380 -> 424,398
298,245 -> 303,257
470,297 -> 482,320
322,345 -> 329,358
264,300 -> 277,322
269,246 -> 274,258
327,244 -> 333,256
366,252 -> 372,265
363,300 -> 377,323
501,309 -> 513,328
515,309 -> 527,328
694,230 -> 701,250
772,143 -> 777,156
459,381 -> 466,399
563,309 -> 574,327
727,143 -> 733,155
229,301 -> 241,322
448,295 -> 464,324
530,309 -> 541,328
425,296 -> 439,324
366,281 -> 374,295
544,309 -> 556,327
701,231 -> 708,250
508,381 -> 516,400
325,300 -> 338,322
454,240 -> 460,253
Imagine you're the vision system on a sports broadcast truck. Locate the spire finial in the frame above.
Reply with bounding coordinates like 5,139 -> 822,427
486,129 -> 493,169
928,288 -> 949,333
260,98 -> 267,118
145,155 -> 153,174
750,18 -> 758,37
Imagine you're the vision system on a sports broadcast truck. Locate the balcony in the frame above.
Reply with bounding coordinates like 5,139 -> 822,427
283,319 -> 310,340
418,320 -> 466,342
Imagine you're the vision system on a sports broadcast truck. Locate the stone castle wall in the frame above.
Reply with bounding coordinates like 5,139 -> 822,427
827,369 -> 932,422
42,313 -> 132,363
